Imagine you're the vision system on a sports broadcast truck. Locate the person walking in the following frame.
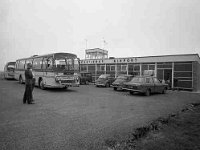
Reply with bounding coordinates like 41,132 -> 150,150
23,63 -> 34,104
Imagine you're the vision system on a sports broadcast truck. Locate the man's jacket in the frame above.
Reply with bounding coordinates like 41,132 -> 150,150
25,69 -> 33,85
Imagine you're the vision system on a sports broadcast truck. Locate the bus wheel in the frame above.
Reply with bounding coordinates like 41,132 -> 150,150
19,76 -> 23,84
39,79 -> 45,90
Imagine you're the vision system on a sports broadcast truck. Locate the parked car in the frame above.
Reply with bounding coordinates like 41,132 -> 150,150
79,72 -> 92,84
111,74 -> 134,91
95,74 -> 115,87
122,76 -> 168,96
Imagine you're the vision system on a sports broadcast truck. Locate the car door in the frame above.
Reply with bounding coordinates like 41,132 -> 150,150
153,77 -> 163,93
146,77 -> 155,93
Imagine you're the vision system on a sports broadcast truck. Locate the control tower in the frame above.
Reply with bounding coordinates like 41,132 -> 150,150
85,48 -> 108,59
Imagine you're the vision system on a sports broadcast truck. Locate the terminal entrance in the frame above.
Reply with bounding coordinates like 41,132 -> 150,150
157,69 -> 172,88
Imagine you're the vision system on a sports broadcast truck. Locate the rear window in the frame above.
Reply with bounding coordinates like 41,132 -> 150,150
99,74 -> 109,79
131,77 -> 145,83
117,76 -> 127,79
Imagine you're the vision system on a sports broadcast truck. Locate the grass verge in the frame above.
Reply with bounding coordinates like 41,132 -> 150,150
105,103 -> 200,150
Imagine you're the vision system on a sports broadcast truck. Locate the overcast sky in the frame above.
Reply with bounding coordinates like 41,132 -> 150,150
0,0 -> 200,70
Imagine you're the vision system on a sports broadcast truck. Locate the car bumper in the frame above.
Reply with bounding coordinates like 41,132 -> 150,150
111,85 -> 123,89
95,83 -> 106,86
58,81 -> 79,87
122,87 -> 144,93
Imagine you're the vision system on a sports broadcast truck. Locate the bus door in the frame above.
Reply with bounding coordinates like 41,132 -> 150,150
45,57 -> 53,72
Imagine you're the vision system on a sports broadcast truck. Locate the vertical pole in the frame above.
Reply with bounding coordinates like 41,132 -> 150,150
127,63 -> 128,75
85,39 -> 87,59
85,39 -> 88,49
155,62 -> 157,77
95,63 -> 97,81
192,62 -> 194,90
172,62 -> 174,89
87,64 -> 88,72
140,63 -> 142,76
115,63 -> 117,78
105,63 -> 106,74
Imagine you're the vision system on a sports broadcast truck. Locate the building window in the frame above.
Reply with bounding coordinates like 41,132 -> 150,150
117,65 -> 121,71
149,65 -> 155,70
133,65 -> 140,71
81,65 -> 87,71
121,65 -> 127,71
100,65 -> 105,71
174,62 -> 193,89
88,65 -> 95,71
110,65 -> 115,71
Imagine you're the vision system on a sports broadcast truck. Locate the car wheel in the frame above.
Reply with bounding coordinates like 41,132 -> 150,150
19,76 -> 23,84
162,88 -> 167,94
63,86 -> 68,90
130,91 -> 134,95
113,87 -> 117,91
105,83 -> 109,88
39,79 -> 45,90
145,89 -> 150,96
4,74 -> 6,79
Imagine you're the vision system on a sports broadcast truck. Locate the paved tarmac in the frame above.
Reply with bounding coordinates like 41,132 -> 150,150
0,79 -> 200,150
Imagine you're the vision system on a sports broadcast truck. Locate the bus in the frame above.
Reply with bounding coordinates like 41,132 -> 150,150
14,52 -> 80,89
4,62 -> 16,79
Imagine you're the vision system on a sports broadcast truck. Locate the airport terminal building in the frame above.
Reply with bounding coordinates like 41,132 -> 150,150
80,49 -> 200,92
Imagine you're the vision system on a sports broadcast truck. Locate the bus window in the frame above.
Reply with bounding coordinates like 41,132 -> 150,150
66,58 -> 73,70
54,59 -> 66,70
15,61 -> 19,69
33,58 -> 42,69
46,57 -> 53,69
25,59 -> 33,69
18,60 -> 25,69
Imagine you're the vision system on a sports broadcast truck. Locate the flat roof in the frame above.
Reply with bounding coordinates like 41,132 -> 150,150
80,53 -> 200,64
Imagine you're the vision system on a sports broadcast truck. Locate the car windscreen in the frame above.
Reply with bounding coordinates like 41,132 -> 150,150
99,75 -> 107,78
130,77 -> 145,83
115,76 -> 127,81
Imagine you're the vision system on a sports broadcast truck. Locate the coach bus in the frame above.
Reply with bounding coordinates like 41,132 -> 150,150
4,61 -> 16,79
14,52 -> 80,89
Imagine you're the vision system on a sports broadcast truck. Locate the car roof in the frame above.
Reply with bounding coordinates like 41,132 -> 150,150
80,71 -> 91,74
117,74 -> 133,77
134,75 -> 155,78
100,74 -> 110,76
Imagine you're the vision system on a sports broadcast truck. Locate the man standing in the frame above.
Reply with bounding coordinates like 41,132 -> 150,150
23,63 -> 34,104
